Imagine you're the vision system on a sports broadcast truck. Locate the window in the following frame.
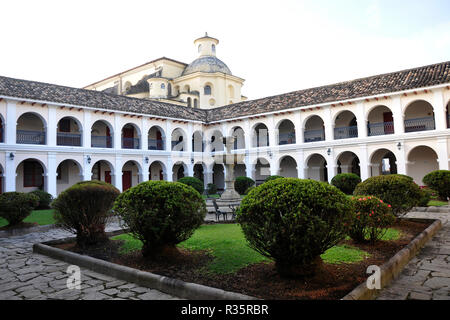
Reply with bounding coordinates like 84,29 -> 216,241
194,99 -> 198,108
198,44 -> 202,53
58,118 -> 71,132
161,83 -> 165,89
212,44 -> 215,53
204,85 -> 211,95
23,161 -> 43,188
187,97 -> 192,107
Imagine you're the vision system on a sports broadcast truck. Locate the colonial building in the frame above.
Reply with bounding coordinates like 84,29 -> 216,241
0,34 -> 449,197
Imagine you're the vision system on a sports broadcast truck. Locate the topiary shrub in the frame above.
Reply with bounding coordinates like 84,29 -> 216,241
354,175 -> 422,217
0,192 -> 39,226
178,176 -> 204,195
244,186 -> 255,195
206,183 -> 217,195
113,181 -> 206,257
423,170 -> 450,200
331,173 -> 362,195
237,178 -> 353,277
52,180 -> 120,247
391,174 -> 413,181
264,175 -> 284,182
348,195 -> 396,243
234,176 -> 255,195
417,188 -> 432,207
30,190 -> 53,209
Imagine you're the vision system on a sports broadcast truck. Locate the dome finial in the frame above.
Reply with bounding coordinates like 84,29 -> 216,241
205,32 -> 208,37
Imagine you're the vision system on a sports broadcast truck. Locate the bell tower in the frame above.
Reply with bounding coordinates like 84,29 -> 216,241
194,32 -> 219,57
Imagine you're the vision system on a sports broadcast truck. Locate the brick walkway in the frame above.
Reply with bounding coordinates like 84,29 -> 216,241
377,210 -> 450,300
0,223 -> 180,300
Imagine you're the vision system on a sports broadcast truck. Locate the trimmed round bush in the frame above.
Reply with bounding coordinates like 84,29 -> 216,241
52,180 -> 120,247
349,195 -> 396,243
206,183 -> 217,195
331,173 -> 361,194
234,176 -> 255,195
244,186 -> 255,195
237,178 -> 353,277
418,188 -> 432,207
113,181 -> 207,257
178,176 -> 204,195
264,175 -> 284,182
30,190 -> 53,209
354,175 -> 422,216
423,170 -> 450,200
391,174 -> 413,181
0,192 -> 39,226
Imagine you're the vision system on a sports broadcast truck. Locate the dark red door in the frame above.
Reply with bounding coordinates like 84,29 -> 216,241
106,126 -> 112,148
123,127 -> 134,148
105,171 -> 111,184
156,130 -> 163,150
122,171 -> 132,190
383,112 -> 394,134
0,120 -> 3,142
159,170 -> 163,180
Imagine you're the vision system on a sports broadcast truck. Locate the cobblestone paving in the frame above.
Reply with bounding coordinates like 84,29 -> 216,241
0,223 -> 179,300
377,210 -> 450,300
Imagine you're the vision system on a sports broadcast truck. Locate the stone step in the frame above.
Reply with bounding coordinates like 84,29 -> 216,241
412,206 -> 450,213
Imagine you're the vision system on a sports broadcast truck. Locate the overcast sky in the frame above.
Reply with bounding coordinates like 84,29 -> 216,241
1,0 -> 449,101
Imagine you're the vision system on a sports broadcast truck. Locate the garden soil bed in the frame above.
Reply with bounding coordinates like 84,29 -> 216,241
53,219 -> 431,300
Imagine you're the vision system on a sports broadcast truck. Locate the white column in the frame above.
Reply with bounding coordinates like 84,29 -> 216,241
166,158 -> 173,181
46,153 -> 57,197
395,141 -> 407,174
356,102 -> 367,138
243,119 -> 251,150
294,111 -> 303,144
187,162 -> 194,177
141,158 -> 149,182
295,150 -> 305,179
359,144 -> 369,181
48,106 -> 57,147
268,115 -> 276,147
5,151 -> 16,192
83,110 -> 91,148
437,138 -> 449,170
245,153 -> 253,179
6,100 -> 16,145
166,121 -> 172,152
324,107 -> 333,141
187,122 -> 193,154
326,148 -> 336,183
113,156 -> 123,191
141,118 -> 149,151
434,90 -> 446,131
82,155 -> 92,181
392,96 -> 404,135
270,157 -> 279,176
114,114 -> 122,150
205,163 -> 214,185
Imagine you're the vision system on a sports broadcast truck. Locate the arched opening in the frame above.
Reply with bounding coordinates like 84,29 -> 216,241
254,158 -> 270,185
194,99 -> 198,108
187,97 -> 192,108
446,100 -> 450,128
192,131 -> 205,152
57,117 -> 82,146
148,126 -> 165,150
204,84 -> 212,95
279,156 -> 297,177
213,163 -> 225,191
171,128 -> 186,151
183,85 -> 190,93
16,159 -> 46,192
304,115 -> 325,142
231,126 -> 245,150
404,100 -> 435,132
121,123 -> 140,149
277,120 -> 296,145
233,164 -> 246,179
16,113 -> 46,145
211,130 -> 224,152
149,161 -> 165,181
407,146 -> 439,184
306,154 -> 327,181
0,164 -> 3,194
122,161 -> 141,191
334,111 -> 358,139
252,123 -> 269,147
337,151 -> 360,177
367,106 -> 394,136
172,162 -> 186,181
370,149 -> 397,176
56,160 -> 81,195
194,163 -> 205,184
91,120 -> 113,148
91,160 -> 114,184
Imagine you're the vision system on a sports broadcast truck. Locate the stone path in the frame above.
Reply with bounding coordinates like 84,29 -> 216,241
377,210 -> 450,300
0,223 -> 180,300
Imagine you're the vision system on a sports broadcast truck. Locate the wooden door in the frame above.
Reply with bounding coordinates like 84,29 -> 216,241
122,171 -> 132,191
383,112 -> 394,134
123,127 -> 134,148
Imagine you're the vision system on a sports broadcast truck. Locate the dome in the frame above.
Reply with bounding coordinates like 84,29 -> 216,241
182,56 -> 232,76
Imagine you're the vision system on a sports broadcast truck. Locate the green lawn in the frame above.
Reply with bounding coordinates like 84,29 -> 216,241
427,200 -> 448,207
202,194 -> 220,199
0,209 -> 55,228
112,224 -> 372,274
